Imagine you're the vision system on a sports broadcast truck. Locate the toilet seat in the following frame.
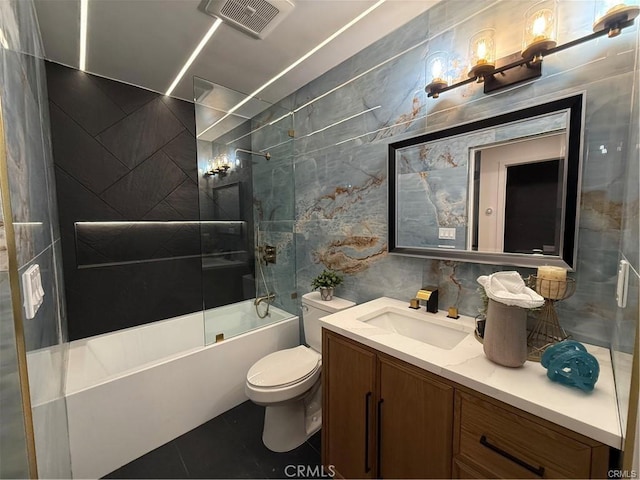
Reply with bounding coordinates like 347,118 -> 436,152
247,345 -> 320,389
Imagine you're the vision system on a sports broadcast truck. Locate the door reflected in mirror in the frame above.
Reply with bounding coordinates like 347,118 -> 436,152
471,133 -> 565,255
388,94 -> 584,269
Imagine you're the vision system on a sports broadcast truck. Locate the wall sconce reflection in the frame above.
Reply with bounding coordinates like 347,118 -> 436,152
426,1 -> 638,99
204,154 -> 232,178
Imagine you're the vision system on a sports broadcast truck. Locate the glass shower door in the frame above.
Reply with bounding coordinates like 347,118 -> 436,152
194,77 -> 295,345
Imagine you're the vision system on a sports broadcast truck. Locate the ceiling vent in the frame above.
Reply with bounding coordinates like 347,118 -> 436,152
204,0 -> 295,39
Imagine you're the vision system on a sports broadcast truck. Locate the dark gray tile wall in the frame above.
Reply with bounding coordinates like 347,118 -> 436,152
46,61 -> 203,340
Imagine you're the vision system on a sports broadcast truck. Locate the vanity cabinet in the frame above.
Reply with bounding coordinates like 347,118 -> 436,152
322,330 -> 454,479
322,329 -> 610,479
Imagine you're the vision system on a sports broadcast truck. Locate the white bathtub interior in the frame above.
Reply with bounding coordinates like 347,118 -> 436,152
65,302 -> 299,479
204,299 -> 289,344
67,311 -> 204,394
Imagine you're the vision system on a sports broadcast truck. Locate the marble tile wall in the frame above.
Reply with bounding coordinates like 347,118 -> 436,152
0,0 -> 71,477
46,61 -> 204,340
252,0 -> 639,347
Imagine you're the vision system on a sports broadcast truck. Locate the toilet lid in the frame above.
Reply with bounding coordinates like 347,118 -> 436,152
247,345 -> 320,388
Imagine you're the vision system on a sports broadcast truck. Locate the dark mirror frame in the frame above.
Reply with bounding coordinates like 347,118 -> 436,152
388,94 -> 584,270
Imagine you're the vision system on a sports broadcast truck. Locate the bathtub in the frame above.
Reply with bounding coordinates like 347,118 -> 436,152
65,300 -> 299,479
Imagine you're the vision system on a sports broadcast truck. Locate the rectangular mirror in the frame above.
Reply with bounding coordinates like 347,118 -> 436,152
388,94 -> 584,270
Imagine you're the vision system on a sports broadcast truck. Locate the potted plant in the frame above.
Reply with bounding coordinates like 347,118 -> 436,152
311,269 -> 343,301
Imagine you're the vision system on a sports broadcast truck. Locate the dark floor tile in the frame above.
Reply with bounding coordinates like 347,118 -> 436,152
306,431 -> 321,455
258,441 -> 323,479
224,402 -> 322,480
102,440 -> 187,479
102,401 -> 323,479
175,413 -> 267,479
221,398 -> 266,443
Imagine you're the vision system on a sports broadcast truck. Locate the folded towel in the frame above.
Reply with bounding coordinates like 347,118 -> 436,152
477,271 -> 545,309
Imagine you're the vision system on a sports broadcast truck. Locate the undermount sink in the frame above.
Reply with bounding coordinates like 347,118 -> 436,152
358,307 -> 470,350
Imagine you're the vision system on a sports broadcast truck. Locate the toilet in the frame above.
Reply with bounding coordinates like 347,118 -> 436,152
245,291 -> 355,452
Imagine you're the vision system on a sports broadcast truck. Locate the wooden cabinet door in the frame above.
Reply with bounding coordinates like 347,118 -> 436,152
322,330 -> 377,479
378,355 -> 454,479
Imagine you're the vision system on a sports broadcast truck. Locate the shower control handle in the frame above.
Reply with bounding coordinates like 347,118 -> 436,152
258,245 -> 277,265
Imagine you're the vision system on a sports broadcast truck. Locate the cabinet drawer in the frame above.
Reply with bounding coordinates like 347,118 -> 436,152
456,392 -> 593,478
453,457 -> 496,479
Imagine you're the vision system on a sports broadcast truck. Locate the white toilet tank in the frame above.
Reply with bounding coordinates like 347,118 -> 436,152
302,292 -> 355,352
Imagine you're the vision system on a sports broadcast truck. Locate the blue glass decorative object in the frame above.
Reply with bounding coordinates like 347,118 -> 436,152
541,340 -> 599,392
541,340 -> 585,368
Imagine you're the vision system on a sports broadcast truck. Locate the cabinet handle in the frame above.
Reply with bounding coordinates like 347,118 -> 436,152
479,435 -> 545,477
364,392 -> 372,473
377,399 -> 384,479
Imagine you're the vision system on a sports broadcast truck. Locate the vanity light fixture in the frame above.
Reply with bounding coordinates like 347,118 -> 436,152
593,0 -> 640,37
426,1 -> 637,99
522,0 -> 558,62
467,29 -> 496,81
425,51 -> 450,98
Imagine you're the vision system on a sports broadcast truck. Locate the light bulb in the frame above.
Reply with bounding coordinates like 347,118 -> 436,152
532,15 -> 547,37
431,58 -> 443,80
477,41 -> 487,62
468,29 -> 495,79
522,1 -> 557,60
425,51 -> 449,97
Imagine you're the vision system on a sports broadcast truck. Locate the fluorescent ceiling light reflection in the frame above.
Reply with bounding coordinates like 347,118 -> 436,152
0,28 -> 9,49
165,18 -> 223,97
303,106 -> 381,138
236,106 -> 380,153
79,0 -> 88,71
226,111 -> 294,145
198,0 -> 386,139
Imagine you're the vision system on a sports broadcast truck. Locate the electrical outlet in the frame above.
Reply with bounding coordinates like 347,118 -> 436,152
438,227 -> 456,240
22,264 -> 44,319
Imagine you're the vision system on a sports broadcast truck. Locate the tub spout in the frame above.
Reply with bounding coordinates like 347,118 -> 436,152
254,294 -> 275,306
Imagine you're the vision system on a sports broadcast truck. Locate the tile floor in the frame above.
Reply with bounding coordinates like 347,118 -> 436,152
103,401 -> 323,479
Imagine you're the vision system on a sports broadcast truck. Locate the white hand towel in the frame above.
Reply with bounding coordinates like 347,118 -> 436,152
477,271 -> 545,309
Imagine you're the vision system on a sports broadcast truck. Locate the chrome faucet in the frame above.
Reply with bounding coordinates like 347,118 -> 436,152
254,293 -> 276,306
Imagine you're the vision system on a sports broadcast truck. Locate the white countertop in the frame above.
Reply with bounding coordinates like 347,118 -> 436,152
319,296 -> 622,449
